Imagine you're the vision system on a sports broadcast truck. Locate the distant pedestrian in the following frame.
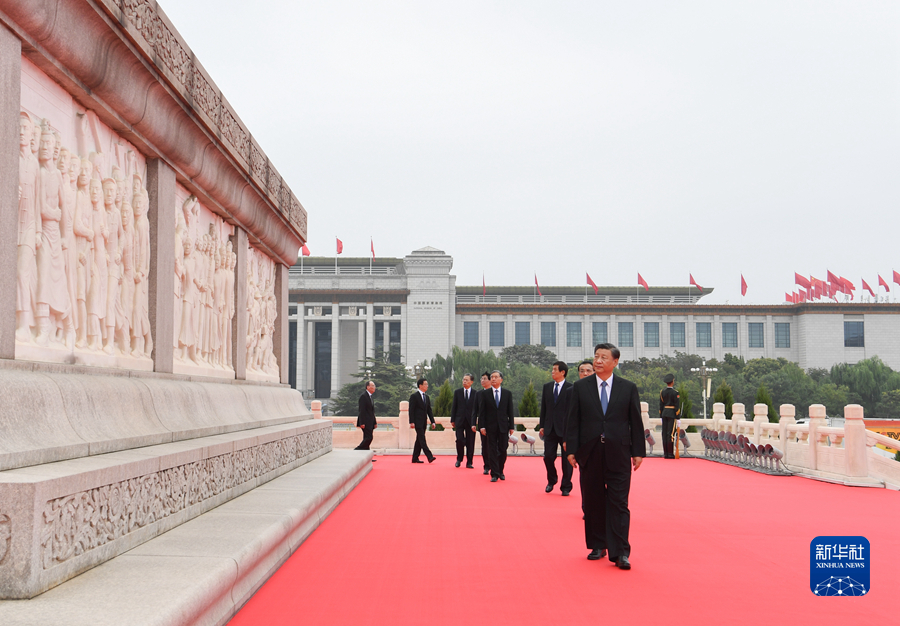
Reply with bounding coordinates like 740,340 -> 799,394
659,374 -> 680,459
477,370 -> 515,482
539,361 -> 573,495
472,372 -> 492,475
409,378 -> 436,463
355,381 -> 377,452
451,373 -> 478,468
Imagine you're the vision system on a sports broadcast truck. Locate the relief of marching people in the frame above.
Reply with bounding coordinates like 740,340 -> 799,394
245,246 -> 279,380
16,109 -> 153,365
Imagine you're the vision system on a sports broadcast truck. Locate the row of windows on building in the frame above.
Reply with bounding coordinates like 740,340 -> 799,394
463,320 -> 867,350
463,321 -> 796,350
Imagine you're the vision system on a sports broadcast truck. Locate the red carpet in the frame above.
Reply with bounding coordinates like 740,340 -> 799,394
231,456 -> 899,625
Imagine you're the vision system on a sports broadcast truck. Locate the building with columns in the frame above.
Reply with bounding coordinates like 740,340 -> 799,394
289,248 -> 900,400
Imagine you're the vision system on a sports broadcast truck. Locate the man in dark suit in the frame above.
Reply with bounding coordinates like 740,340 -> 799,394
540,361 -> 573,495
409,378 -> 436,464
567,343 -> 644,570
472,372 -> 492,475
659,373 -> 680,459
451,373 -> 478,468
355,380 -> 377,452
477,370 -> 515,482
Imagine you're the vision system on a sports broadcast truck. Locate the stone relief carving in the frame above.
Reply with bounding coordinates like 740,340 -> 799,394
15,111 -> 152,362
246,245 -> 279,378
39,429 -> 330,569
173,192 -> 236,371
0,514 -> 10,565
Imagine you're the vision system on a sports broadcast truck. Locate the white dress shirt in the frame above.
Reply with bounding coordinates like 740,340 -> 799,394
596,373 -> 613,400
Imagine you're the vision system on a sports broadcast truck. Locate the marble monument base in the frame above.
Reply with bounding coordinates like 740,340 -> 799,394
14,341 -> 154,372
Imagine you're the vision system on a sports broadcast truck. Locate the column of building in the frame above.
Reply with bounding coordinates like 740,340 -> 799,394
0,23 -> 20,359
330,302 -> 340,397
296,303 -> 305,393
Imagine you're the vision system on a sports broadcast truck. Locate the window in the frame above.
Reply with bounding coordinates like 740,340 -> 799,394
375,322 -> 384,352
844,321 -> 864,348
748,323 -> 764,348
567,322 -> 582,347
643,322 -> 659,348
489,322 -> 505,347
670,322 -> 685,348
541,322 -> 556,347
696,322 -> 711,348
775,322 -> 791,348
592,322 -> 608,346
515,322 -> 530,345
463,322 -> 479,347
722,322 -> 737,348
618,322 -> 634,347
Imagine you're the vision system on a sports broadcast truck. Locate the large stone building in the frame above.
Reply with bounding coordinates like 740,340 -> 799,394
289,248 -> 900,399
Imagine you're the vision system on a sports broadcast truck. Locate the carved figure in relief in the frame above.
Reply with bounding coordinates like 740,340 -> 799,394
245,248 -> 278,375
225,247 -> 235,367
118,179 -> 136,352
0,514 -> 10,565
178,236 -> 199,363
132,189 -> 153,357
102,178 -> 125,354
194,235 -> 209,362
35,121 -> 72,347
16,112 -> 40,342
87,177 -> 108,350
73,158 -> 94,347
213,247 -> 227,366
59,148 -> 79,337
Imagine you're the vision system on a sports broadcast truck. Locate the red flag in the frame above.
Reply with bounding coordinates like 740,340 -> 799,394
840,276 -> 855,292
336,237 -> 343,254
827,269 -> 841,287
637,273 -> 649,291
482,274 -> 486,296
793,291 -> 799,303
741,274 -> 748,296
798,289 -> 807,303
862,278 -> 875,298
879,275 -> 890,292
534,274 -> 542,297
785,292 -> 793,303
370,238 -> 375,260
301,244 -> 310,257
794,273 -> 811,289
689,274 -> 703,291
586,273 -> 598,295
894,270 -> 900,287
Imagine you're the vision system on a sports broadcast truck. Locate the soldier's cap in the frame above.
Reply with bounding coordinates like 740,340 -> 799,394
663,373 -> 675,384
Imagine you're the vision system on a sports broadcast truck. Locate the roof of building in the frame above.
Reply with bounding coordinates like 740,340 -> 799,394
456,285 -> 714,296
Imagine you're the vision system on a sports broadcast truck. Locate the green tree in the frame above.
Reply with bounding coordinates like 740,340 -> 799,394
754,383 -> 779,423
874,389 -> 900,418
499,344 -> 558,369
519,382 -> 540,417
713,380 -> 735,418
830,357 -> 900,416
676,382 -> 697,432
330,347 -> 414,416
433,380 -> 453,417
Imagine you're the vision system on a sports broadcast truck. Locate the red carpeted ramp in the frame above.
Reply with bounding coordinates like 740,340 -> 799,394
231,456 -> 899,625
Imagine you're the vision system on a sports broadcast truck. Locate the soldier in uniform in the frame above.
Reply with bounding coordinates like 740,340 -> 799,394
659,374 -> 680,459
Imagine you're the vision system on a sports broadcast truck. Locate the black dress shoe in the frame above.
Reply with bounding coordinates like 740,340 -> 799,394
587,548 -> 607,560
483,469 -> 490,475
428,457 -> 436,463
412,459 -> 424,464
455,460 -> 461,468
545,484 -> 553,493
499,474 -> 505,481
490,476 -> 498,482
616,556 -> 631,570
466,463 -> 474,469
561,489 -> 571,496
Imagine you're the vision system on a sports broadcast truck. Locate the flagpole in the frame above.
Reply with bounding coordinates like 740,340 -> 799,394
334,236 -> 337,275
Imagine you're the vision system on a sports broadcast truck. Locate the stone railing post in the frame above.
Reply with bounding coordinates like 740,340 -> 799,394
808,404 -> 827,471
732,403 -> 746,435
311,400 -> 322,420
753,404 -> 768,445
843,404 -> 867,478
398,401 -> 410,449
779,404 -> 795,445
640,401 -> 650,431
0,24 -> 21,359
712,402 -> 726,431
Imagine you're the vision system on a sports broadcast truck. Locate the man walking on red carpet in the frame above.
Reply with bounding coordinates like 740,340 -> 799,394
477,370 -> 515,482
472,372 -> 492,475
409,378 -> 436,464
567,343 -> 644,570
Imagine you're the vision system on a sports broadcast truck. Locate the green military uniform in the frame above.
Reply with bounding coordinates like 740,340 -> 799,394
659,374 -> 680,459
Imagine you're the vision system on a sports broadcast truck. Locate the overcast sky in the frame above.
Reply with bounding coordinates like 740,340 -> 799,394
163,1 -> 900,304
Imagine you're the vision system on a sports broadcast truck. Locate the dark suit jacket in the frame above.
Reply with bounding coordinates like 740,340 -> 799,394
450,387 -> 477,430
357,391 -> 376,429
539,380 -> 573,436
566,374 -> 645,467
476,387 -> 515,433
408,390 -> 436,428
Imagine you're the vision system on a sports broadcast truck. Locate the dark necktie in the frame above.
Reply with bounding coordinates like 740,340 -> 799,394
494,389 -> 500,407
466,389 -> 469,401
553,383 -> 559,403
600,381 -> 609,414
